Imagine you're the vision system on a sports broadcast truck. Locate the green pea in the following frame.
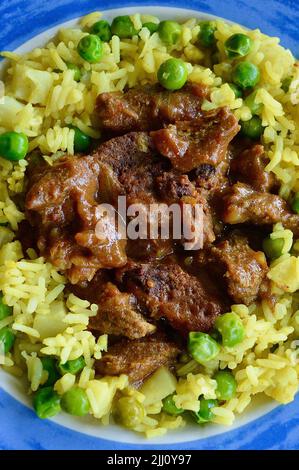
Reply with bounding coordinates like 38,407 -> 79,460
188,332 -> 220,364
58,356 -> 86,375
244,91 -> 263,115
143,22 -> 159,34
214,371 -> 237,401
61,386 -> 90,416
65,62 -> 81,82
232,61 -> 260,89
77,34 -> 104,63
292,193 -> 299,214
114,397 -> 145,429
162,394 -> 184,416
198,21 -> 216,48
228,83 -> 243,98
158,21 -> 181,45
241,116 -> 264,140
192,398 -> 218,423
33,386 -> 61,419
111,16 -> 138,39
0,293 -> 12,321
263,236 -> 284,260
68,126 -> 91,153
157,58 -> 188,91
225,33 -> 253,58
282,77 -> 292,93
0,131 -> 29,161
90,20 -> 112,42
41,357 -> 60,387
0,327 -> 15,354
215,312 -> 245,348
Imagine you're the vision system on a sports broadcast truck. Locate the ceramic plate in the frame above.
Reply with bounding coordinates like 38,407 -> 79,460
0,0 -> 298,451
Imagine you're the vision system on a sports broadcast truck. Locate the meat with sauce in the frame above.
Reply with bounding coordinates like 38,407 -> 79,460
150,107 -> 240,172
230,144 -> 277,192
94,131 -> 167,206
199,233 -> 268,305
222,183 -> 299,236
95,83 -> 209,133
191,159 -> 230,194
95,331 -> 180,383
117,262 -> 227,335
154,172 -> 198,203
25,155 -> 127,284
70,271 -> 155,339
94,132 -> 215,248
25,128 -> 219,284
89,282 -> 156,339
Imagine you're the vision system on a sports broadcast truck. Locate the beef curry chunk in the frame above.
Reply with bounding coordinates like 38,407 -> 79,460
117,262 -> 226,335
25,155 -> 127,284
93,131 -> 167,205
96,83 -> 209,133
150,107 -> 240,172
95,132 -> 215,248
95,331 -> 180,383
203,234 -> 268,305
191,160 -> 230,193
70,271 -> 155,339
155,172 -> 216,246
230,144 -> 277,192
222,183 -> 299,236
95,132 -> 207,206
155,172 -> 198,203
126,238 -> 174,262
89,282 -> 156,339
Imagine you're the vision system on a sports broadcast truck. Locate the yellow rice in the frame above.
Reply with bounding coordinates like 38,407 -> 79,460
0,11 -> 299,437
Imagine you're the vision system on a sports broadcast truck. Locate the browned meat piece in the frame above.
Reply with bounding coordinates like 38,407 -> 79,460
150,107 -> 240,172
222,183 -> 299,236
70,271 -> 155,339
155,173 -> 216,247
95,132 -> 215,248
94,131 -> 167,206
95,332 -> 180,383
191,156 -> 231,194
179,192 -> 215,248
126,238 -> 174,261
95,132 -> 209,206
206,234 -> 268,305
25,156 -> 127,284
69,269 -> 112,302
95,83 -> 209,133
89,282 -> 156,339
155,172 -> 198,204
117,262 -> 226,335
230,145 -> 277,192
95,132 -> 185,255
192,164 -> 217,188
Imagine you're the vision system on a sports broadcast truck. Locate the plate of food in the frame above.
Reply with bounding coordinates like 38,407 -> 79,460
0,0 -> 298,451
